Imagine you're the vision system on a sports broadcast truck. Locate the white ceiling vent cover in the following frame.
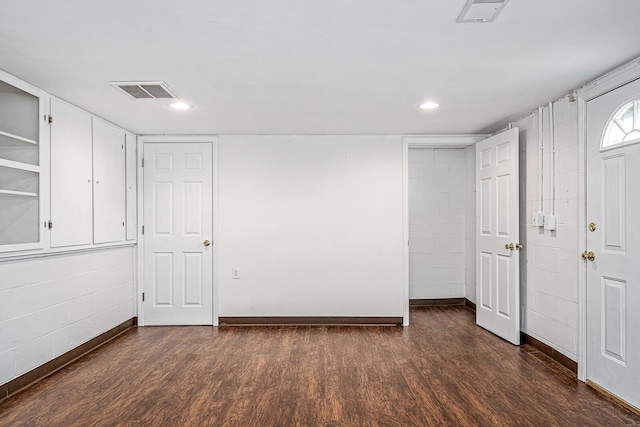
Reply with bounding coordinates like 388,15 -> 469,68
109,81 -> 179,99
457,0 -> 510,23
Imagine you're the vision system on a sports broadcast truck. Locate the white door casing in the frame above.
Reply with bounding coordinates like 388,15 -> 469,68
476,128 -> 520,345
143,142 -> 213,325
585,78 -> 640,410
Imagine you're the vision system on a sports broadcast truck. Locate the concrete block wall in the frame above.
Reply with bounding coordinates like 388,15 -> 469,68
408,148 -> 466,299
464,146 -> 476,303
0,247 -> 135,385
518,97 -> 580,360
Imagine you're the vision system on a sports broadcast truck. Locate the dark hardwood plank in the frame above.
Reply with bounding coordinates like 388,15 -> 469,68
0,307 -> 637,426
0,317 -> 136,402
521,332 -> 578,374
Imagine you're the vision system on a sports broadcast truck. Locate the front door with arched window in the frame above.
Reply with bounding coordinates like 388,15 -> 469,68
585,78 -> 640,411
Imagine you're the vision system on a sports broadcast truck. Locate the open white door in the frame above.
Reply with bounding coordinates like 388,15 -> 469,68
476,128 -> 520,345
585,78 -> 640,411
143,142 -> 213,325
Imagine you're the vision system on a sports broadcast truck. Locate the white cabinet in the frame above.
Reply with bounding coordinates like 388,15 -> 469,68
0,70 -> 136,256
125,133 -> 137,241
92,118 -> 126,244
0,75 -> 47,250
49,99 -> 93,248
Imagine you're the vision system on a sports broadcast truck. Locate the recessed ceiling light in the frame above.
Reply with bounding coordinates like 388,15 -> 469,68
419,102 -> 440,110
168,101 -> 192,110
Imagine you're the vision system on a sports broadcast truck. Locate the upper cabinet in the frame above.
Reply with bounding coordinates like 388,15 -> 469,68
0,75 -> 47,251
125,133 -> 137,241
92,118 -> 126,245
0,70 -> 137,257
50,99 -> 93,248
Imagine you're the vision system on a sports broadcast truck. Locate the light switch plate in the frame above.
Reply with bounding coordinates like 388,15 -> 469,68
532,211 -> 545,227
544,215 -> 557,230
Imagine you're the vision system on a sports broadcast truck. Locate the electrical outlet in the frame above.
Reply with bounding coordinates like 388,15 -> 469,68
232,268 -> 240,279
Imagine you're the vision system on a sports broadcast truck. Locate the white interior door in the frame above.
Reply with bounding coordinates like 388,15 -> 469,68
143,142 -> 213,325
476,128 -> 520,345
586,78 -> 640,410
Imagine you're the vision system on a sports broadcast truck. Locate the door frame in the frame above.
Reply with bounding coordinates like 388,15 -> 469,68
136,135 -> 219,326
402,135 -> 488,327
576,57 -> 640,381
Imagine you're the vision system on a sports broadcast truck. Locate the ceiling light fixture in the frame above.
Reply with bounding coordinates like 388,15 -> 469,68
457,0 -> 510,23
419,101 -> 440,110
168,101 -> 192,110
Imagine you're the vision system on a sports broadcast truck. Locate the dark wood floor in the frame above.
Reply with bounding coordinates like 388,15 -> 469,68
1,306 -> 638,426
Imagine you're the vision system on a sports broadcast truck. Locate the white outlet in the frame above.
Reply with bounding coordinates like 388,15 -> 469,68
232,268 -> 240,279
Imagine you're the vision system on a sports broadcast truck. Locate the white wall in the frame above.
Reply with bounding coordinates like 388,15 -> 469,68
217,135 -> 404,317
464,145 -> 476,303
518,98 -> 579,360
408,148 -> 467,299
0,247 -> 135,385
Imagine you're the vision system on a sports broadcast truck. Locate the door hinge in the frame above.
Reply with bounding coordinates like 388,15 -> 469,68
141,158 -> 144,167
47,115 -> 53,124
142,292 -> 145,302
142,225 -> 144,235
47,221 -> 53,229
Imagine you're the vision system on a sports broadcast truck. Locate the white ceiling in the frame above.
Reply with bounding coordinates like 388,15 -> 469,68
1,0 -> 639,135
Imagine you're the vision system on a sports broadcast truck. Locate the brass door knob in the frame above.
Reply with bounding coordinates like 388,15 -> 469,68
505,243 -> 515,250
515,243 -> 524,250
582,251 -> 595,261
203,240 -> 211,247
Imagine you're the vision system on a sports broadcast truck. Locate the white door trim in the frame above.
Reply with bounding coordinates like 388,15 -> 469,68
136,135 -> 219,326
576,59 -> 640,381
401,134 -> 487,327
402,140 -> 409,326
403,134 -> 488,148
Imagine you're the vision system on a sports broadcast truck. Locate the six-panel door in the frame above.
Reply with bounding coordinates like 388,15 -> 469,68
143,142 -> 213,325
476,128 -> 520,345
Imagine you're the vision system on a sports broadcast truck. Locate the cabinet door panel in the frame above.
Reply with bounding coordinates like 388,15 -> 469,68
125,133 -> 137,241
50,99 -> 93,248
93,119 -> 125,244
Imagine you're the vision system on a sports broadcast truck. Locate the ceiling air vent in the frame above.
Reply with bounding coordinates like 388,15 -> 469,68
109,81 -> 179,99
456,0 -> 510,23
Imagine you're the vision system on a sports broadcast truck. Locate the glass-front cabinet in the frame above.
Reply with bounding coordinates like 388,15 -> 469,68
0,75 -> 47,251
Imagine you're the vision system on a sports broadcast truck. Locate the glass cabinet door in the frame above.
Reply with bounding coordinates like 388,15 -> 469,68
0,76 -> 45,251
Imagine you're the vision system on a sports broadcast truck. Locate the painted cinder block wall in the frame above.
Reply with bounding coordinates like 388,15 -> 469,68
0,247 -> 135,385
517,98 -> 580,360
408,148 -> 467,299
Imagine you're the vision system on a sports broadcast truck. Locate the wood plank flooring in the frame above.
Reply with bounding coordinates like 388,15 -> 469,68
0,306 -> 638,426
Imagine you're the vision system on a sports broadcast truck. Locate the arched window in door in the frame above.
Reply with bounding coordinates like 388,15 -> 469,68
602,99 -> 640,149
